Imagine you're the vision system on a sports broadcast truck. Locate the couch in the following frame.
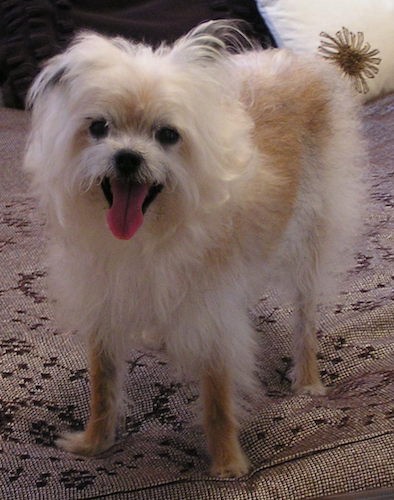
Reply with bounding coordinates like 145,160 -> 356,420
1,2 -> 393,498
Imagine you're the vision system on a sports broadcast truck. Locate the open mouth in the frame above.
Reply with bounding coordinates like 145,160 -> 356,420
101,177 -> 163,240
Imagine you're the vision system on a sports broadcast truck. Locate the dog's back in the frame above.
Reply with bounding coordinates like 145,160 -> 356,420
233,49 -> 365,298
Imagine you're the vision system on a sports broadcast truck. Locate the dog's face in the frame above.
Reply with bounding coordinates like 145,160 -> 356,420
25,23 -> 253,241
55,63 -> 188,241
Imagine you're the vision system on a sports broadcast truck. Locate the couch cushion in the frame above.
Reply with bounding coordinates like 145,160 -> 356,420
0,96 -> 393,498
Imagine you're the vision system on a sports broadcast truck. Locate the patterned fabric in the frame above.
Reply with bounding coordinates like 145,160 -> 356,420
0,95 -> 393,498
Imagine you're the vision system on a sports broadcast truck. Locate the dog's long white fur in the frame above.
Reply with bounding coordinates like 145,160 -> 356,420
24,21 -> 365,477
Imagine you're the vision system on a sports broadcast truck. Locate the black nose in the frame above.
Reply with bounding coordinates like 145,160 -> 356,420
114,149 -> 143,177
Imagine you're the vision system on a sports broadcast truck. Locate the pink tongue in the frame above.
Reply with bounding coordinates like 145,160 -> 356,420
106,179 -> 150,240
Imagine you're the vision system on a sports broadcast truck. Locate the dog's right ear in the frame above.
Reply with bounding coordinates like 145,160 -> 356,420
26,55 -> 69,109
26,32 -> 132,109
169,20 -> 253,67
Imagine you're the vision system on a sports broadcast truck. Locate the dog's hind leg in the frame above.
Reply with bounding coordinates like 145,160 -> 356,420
202,364 -> 250,478
290,289 -> 326,396
56,338 -> 121,455
288,220 -> 327,396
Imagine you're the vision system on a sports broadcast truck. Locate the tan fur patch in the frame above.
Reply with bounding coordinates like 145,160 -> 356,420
243,58 -> 331,224
201,60 -> 333,272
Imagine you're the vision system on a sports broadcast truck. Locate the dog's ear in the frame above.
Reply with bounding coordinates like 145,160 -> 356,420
26,53 -> 70,110
169,20 -> 253,66
27,31 -> 119,109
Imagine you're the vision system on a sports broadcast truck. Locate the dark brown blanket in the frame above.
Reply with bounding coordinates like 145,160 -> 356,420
0,0 -> 274,108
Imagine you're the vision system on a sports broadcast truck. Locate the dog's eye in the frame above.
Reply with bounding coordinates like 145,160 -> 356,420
89,119 -> 109,139
155,126 -> 180,146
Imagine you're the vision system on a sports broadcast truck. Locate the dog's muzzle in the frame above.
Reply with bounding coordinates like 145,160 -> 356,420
100,149 -> 163,240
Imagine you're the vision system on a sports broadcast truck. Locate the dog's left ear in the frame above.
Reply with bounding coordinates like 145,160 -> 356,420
169,20 -> 252,66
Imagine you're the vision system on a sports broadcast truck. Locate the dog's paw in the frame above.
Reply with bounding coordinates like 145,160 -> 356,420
210,449 -> 250,479
56,430 -> 114,456
291,379 -> 327,396
141,329 -> 165,351
289,366 -> 327,396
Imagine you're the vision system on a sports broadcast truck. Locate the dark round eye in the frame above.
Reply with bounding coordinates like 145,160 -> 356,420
155,126 -> 180,146
89,119 -> 109,139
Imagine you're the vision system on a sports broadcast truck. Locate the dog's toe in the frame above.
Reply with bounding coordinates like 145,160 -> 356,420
56,430 -> 114,456
289,366 -> 327,396
210,450 -> 250,479
292,380 -> 327,396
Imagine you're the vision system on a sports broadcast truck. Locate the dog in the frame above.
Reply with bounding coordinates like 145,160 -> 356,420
24,21 -> 364,477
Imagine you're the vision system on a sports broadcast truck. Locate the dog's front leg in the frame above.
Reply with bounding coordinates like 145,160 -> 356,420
57,339 -> 121,455
202,365 -> 249,478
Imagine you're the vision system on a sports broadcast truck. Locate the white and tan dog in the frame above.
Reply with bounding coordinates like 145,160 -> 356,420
24,21 -> 364,477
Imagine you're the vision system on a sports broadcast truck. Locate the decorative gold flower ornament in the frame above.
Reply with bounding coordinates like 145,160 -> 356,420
318,27 -> 381,94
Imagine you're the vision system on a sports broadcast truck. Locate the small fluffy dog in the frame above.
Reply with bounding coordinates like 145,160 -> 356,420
24,21 -> 364,477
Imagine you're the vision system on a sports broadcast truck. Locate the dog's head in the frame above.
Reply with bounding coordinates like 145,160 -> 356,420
25,21 -> 254,240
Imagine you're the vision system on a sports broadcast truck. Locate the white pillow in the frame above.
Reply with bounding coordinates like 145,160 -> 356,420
255,0 -> 394,101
